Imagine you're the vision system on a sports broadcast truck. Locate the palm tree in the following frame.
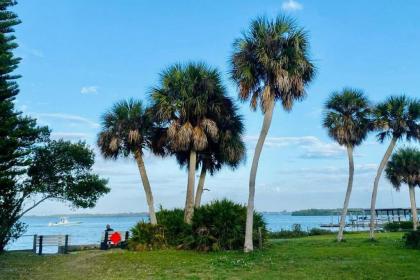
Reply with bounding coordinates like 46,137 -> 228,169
97,99 -> 157,225
230,15 -> 315,252
150,62 -> 226,223
175,97 -> 246,207
385,147 -> 420,230
323,89 -> 372,242
369,96 -> 419,239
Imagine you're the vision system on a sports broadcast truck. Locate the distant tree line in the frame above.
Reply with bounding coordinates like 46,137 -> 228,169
291,209 -> 364,216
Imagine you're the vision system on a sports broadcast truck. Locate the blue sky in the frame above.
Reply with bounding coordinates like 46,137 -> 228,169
14,0 -> 419,214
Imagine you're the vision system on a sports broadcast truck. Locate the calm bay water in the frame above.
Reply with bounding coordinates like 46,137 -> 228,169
8,213 -> 343,251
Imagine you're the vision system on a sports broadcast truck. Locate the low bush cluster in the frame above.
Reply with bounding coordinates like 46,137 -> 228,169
403,230 -> 420,249
384,221 -> 413,232
267,224 -> 333,239
129,199 -> 266,252
155,208 -> 191,246
128,222 -> 166,251
191,199 -> 266,251
308,228 -> 333,236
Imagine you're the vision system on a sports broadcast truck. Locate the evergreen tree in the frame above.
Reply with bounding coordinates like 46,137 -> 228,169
0,1 -> 109,252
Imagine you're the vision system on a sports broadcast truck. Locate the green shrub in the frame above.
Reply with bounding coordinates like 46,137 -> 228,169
267,226 -> 333,239
403,230 -> 420,249
190,199 -> 267,251
128,222 -> 166,251
267,224 -> 308,239
129,199 -> 267,251
384,221 -> 413,232
156,207 -> 192,246
267,230 -> 307,239
309,228 -> 333,236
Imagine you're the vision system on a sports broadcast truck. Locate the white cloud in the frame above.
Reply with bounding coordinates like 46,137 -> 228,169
281,0 -> 303,11
81,86 -> 98,95
33,112 -> 100,128
278,163 -> 377,176
244,135 -> 345,159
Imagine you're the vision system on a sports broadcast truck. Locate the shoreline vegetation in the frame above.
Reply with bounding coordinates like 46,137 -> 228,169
290,208 -> 364,216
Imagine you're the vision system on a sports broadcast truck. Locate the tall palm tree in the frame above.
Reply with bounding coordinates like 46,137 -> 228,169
230,15 -> 315,252
369,96 -> 419,239
97,99 -> 157,225
385,147 -> 420,230
150,62 -> 226,223
323,89 -> 372,242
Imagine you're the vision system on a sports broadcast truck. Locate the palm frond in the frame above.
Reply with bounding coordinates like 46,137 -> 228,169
230,14 -> 315,113
322,88 -> 372,147
373,95 -> 420,142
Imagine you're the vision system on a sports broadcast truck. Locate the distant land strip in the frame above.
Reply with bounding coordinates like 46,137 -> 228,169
291,208 -> 364,216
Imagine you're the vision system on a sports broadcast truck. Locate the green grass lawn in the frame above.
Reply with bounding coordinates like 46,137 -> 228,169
1,232 -> 419,280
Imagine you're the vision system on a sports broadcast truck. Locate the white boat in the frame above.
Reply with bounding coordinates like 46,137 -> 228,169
48,217 -> 82,227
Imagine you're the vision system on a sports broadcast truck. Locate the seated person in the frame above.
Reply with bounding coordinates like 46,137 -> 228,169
105,224 -> 114,232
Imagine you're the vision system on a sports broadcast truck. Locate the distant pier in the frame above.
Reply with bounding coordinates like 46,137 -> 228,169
320,208 -> 420,229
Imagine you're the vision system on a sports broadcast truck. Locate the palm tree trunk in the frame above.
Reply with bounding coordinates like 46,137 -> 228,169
369,137 -> 397,239
194,162 -> 207,208
244,97 -> 275,253
184,149 -> 197,224
409,186 -> 418,231
134,151 -> 157,225
337,146 -> 354,242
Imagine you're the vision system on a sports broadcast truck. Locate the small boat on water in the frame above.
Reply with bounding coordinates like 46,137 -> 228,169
48,217 -> 82,227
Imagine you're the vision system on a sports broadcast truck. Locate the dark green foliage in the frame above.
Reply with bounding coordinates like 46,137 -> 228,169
97,99 -> 153,159
190,199 -> 266,251
0,0 -> 20,103
173,96 -> 246,174
28,140 -> 110,208
291,208 -> 364,216
267,225 -> 333,239
129,200 -> 267,251
0,1 -> 107,253
230,15 -> 315,112
373,96 -> 419,143
0,0 -> 29,252
385,147 -> 420,190
323,88 -> 373,147
384,221 -> 414,232
0,135 -> 109,252
150,62 -> 228,154
268,224 -> 308,239
156,208 -> 192,246
309,228 -> 334,236
128,222 -> 166,251
403,230 -> 420,249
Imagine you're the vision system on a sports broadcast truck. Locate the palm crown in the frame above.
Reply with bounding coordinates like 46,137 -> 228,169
174,96 -> 245,173
374,95 -> 420,142
97,99 -> 152,158
323,88 -> 372,147
150,62 -> 226,153
230,15 -> 315,112
385,147 -> 420,190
